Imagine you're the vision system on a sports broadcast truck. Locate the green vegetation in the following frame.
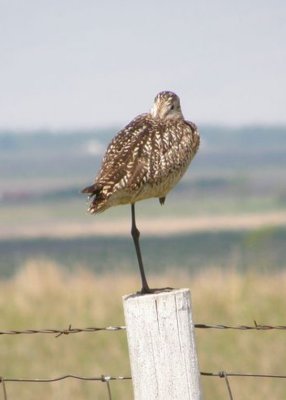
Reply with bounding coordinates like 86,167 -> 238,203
1,227 -> 286,277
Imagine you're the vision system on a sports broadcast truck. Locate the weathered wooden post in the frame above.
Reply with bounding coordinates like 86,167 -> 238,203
123,288 -> 202,400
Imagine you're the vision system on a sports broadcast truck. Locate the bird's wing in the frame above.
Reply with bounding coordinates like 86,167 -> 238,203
142,120 -> 200,184
94,114 -> 151,189
102,114 -> 150,165
95,116 -> 199,194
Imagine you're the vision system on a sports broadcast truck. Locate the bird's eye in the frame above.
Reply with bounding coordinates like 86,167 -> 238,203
170,105 -> 175,110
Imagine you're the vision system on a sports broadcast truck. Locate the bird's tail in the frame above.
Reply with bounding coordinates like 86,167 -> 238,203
81,183 -> 99,196
81,183 -> 109,214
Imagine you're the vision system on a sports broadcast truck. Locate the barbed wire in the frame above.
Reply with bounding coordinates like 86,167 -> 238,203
195,321 -> 286,330
0,321 -> 285,337
1,322 -> 286,399
0,325 -> 126,337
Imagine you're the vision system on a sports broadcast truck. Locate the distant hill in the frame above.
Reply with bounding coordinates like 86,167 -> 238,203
1,125 -> 286,196
1,124 -> 286,152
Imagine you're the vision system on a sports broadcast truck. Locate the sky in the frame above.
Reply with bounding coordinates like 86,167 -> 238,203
0,0 -> 285,129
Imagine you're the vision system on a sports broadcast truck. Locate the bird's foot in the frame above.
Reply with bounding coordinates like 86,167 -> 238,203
137,286 -> 175,295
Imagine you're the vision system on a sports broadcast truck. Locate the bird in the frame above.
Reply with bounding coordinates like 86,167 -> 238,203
82,91 -> 200,294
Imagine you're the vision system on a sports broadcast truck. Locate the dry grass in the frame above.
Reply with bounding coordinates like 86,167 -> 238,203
0,261 -> 286,399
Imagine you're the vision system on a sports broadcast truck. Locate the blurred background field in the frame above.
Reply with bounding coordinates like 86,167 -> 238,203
1,126 -> 286,276
1,263 -> 286,399
1,126 -> 286,399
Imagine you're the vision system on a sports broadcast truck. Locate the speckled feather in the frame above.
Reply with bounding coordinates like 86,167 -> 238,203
82,91 -> 200,214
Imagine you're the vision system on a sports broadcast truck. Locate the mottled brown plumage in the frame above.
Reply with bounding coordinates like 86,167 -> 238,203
82,91 -> 199,293
82,91 -> 200,213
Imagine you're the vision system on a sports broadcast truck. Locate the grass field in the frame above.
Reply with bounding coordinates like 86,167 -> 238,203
1,127 -> 286,398
0,262 -> 286,400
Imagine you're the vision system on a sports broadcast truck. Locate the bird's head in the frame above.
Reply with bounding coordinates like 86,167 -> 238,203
151,91 -> 183,120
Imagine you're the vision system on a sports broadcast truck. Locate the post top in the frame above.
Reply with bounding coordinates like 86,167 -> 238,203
123,288 -> 190,302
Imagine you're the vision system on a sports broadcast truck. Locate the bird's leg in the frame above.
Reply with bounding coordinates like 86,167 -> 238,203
131,204 -> 151,294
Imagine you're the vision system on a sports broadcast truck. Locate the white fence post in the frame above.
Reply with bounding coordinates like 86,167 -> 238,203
123,288 -> 202,400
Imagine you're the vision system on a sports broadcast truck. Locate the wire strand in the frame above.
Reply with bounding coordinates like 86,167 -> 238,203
201,371 -> 286,379
1,374 -> 131,383
0,322 -> 285,336
0,325 -> 126,337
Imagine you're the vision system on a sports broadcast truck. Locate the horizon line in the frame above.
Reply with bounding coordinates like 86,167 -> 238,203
0,122 -> 286,134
